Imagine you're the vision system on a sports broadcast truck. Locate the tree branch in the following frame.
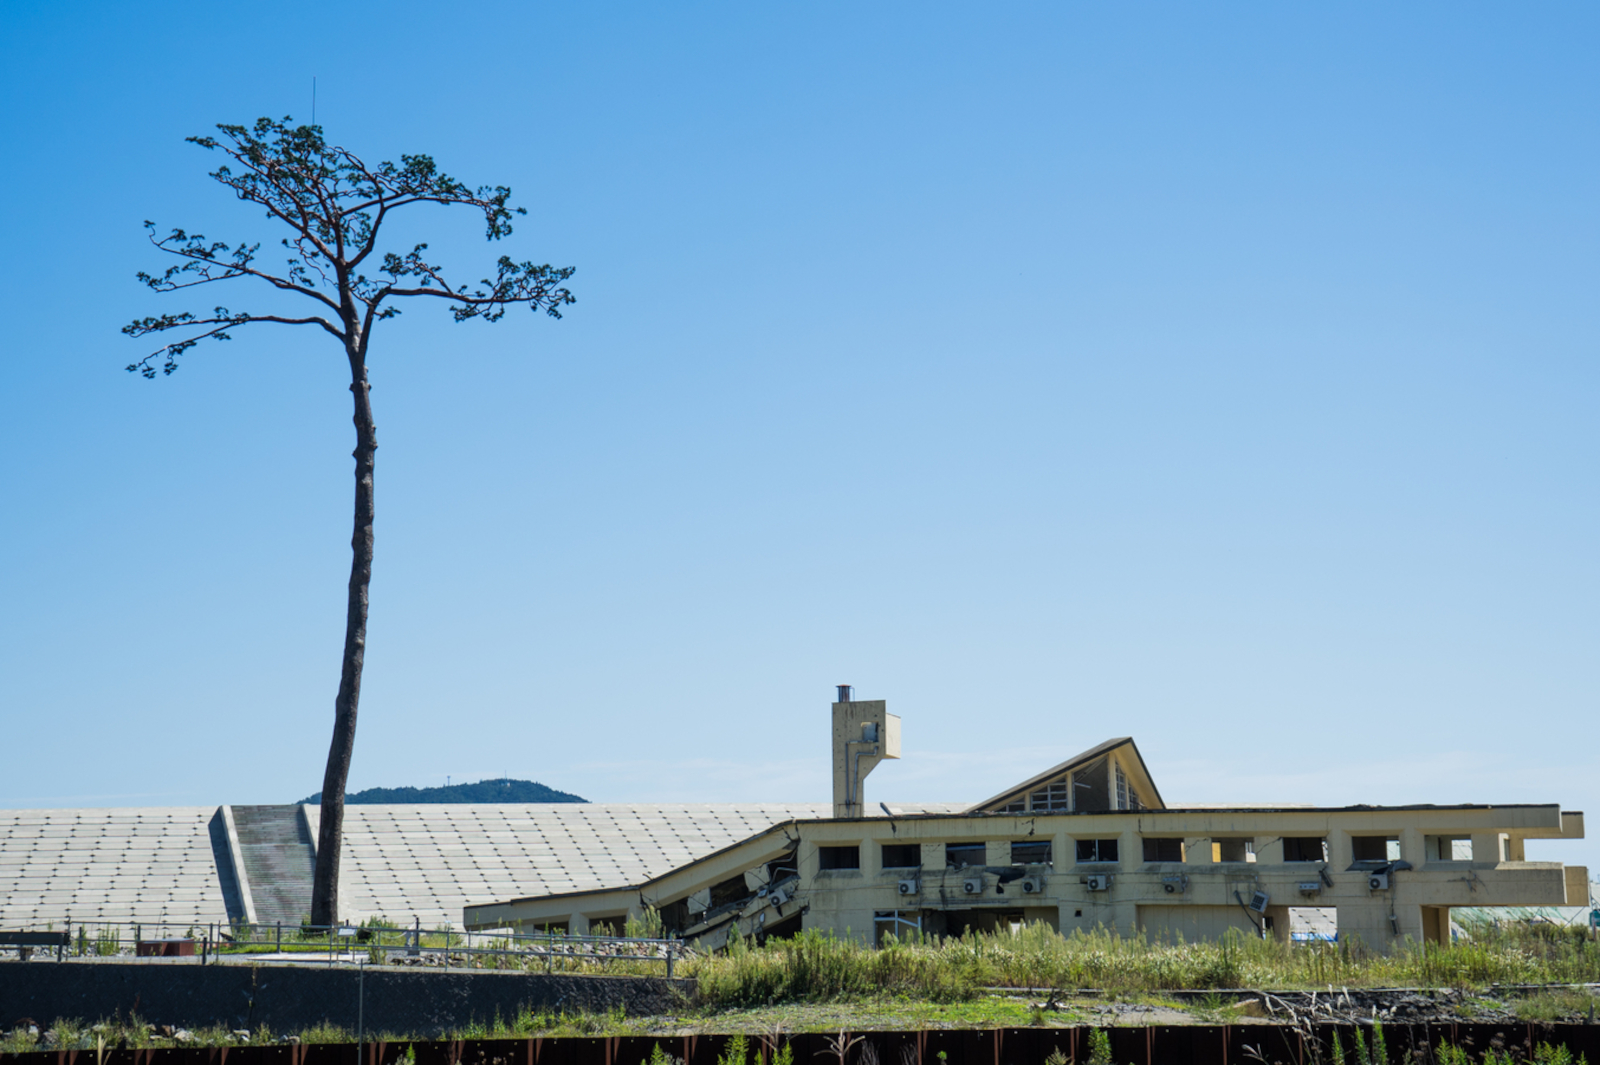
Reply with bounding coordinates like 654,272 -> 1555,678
123,310 -> 344,377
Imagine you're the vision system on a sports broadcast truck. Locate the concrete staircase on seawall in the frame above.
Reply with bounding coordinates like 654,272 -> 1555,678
225,804 -> 317,927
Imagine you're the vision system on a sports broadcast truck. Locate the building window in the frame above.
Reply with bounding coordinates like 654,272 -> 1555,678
1030,780 -> 1071,812
1010,840 -> 1052,865
873,910 -> 922,945
946,842 -> 986,868
1142,838 -> 1184,863
1350,836 -> 1400,864
881,843 -> 921,868
1425,835 -> 1472,862
1075,838 -> 1119,863
1213,838 -> 1255,863
1282,837 -> 1328,862
999,800 -> 1025,814
1115,765 -> 1129,810
818,845 -> 860,870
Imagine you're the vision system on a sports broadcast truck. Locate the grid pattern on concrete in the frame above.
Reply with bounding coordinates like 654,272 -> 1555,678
0,802 -> 971,930
0,807 -> 230,927
336,803 -> 832,927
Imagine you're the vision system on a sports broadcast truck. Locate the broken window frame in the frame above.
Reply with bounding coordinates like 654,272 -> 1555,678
1281,837 -> 1329,863
1073,758 -> 1112,812
1213,838 -> 1256,864
873,909 -> 923,945
1349,835 -> 1400,866
1010,839 -> 1052,866
1074,837 -> 1119,864
945,842 -> 987,869
1424,834 -> 1473,863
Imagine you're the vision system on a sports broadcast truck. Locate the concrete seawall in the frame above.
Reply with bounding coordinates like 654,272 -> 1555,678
0,961 -> 693,1037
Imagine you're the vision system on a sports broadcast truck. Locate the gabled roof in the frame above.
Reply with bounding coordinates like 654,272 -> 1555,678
966,736 -> 1165,813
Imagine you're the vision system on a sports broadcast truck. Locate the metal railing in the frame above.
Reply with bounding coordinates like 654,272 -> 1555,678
4,918 -> 689,977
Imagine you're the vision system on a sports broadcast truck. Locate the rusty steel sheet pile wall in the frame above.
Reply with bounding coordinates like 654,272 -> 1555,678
0,963 -> 690,1038
5,1026 -> 1600,1065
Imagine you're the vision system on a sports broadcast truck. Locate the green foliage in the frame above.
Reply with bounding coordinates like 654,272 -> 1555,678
126,118 -> 576,378
646,1043 -> 683,1065
627,905 -> 665,940
298,1022 -> 350,1045
1086,1028 -> 1113,1065
1437,1042 -> 1590,1065
717,1033 -> 749,1065
93,925 -> 121,956
687,920 -> 1600,1006
1514,988 -> 1598,1021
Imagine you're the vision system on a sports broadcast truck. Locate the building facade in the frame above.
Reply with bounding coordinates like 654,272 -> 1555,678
465,695 -> 1588,950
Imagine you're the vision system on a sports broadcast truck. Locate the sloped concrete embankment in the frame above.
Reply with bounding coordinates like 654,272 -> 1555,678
0,962 -> 693,1036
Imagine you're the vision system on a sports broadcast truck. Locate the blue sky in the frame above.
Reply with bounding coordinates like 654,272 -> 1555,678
1,4 -> 1595,875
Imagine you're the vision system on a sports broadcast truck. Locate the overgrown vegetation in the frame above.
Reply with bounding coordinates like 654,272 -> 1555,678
689,922 -> 1600,1006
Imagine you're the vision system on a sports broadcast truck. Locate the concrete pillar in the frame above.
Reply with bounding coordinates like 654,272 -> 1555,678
1327,829 -> 1353,870
1263,905 -> 1292,944
1256,837 -> 1286,864
1471,833 -> 1506,864
1118,826 -> 1141,871
1420,906 -> 1450,946
1054,829 -> 1073,871
1399,828 -> 1425,866
862,838 -> 883,878
567,912 -> 589,935
1334,902 -> 1390,949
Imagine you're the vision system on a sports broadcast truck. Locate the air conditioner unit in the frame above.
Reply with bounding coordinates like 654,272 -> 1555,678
1161,875 -> 1187,895
770,887 -> 791,907
962,876 -> 984,895
1297,881 -> 1322,896
1249,890 -> 1270,914
1367,872 -> 1389,892
1020,876 -> 1044,895
1085,874 -> 1110,892
897,878 -> 919,896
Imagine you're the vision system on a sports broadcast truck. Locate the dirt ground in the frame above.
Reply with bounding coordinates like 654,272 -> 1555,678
631,985 -> 1600,1035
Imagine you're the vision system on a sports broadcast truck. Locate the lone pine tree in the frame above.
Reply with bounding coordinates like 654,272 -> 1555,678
126,118 -> 575,925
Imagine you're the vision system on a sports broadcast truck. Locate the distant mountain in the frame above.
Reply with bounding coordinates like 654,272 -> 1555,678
299,778 -> 587,805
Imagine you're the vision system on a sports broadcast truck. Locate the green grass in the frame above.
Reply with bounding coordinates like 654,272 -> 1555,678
687,921 -> 1600,1006
1513,987 -> 1599,1022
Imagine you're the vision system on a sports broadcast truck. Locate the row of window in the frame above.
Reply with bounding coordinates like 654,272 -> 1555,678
994,758 -> 1147,815
818,833 -> 1475,872
818,836 -> 1330,871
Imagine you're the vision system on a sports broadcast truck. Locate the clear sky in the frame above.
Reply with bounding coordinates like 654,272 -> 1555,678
1,4 -> 1595,876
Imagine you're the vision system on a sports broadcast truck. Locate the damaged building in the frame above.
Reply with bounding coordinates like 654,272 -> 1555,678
465,690 -> 1589,950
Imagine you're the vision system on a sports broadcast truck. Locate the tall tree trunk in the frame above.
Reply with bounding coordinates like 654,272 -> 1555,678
311,351 -> 376,926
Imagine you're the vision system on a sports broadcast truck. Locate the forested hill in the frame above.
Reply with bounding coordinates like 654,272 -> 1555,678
299,778 -> 587,804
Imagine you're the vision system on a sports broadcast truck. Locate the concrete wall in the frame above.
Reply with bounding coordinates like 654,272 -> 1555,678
0,961 -> 692,1038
